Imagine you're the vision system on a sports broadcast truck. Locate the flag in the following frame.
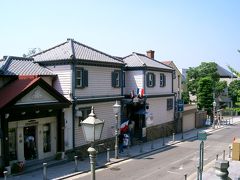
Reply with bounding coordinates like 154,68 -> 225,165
120,119 -> 129,133
140,88 -> 144,97
136,88 -> 140,95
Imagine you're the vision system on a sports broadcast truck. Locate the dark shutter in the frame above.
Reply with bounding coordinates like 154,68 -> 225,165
152,73 -> 156,87
83,70 -> 88,87
112,71 -> 116,87
119,71 -> 123,87
146,73 -> 150,87
123,71 -> 125,87
75,68 -> 78,88
163,74 -> 166,87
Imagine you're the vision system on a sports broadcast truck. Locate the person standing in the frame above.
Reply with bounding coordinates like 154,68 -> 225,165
118,131 -> 124,153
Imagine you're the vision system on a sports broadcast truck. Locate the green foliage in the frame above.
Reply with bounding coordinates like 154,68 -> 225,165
11,162 -> 24,174
55,152 -> 62,160
227,65 -> 240,77
23,48 -> 41,58
215,81 -> 227,97
186,62 -> 219,96
228,80 -> 240,106
197,77 -> 213,114
181,91 -> 189,104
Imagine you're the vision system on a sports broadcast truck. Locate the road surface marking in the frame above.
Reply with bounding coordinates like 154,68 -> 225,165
167,170 -> 180,175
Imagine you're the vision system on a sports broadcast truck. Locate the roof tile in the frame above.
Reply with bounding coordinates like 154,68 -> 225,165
32,39 -> 124,65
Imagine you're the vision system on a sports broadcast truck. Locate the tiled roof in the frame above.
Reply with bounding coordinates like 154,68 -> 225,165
0,56 -> 54,76
161,61 -> 172,66
0,77 -> 39,109
217,64 -> 237,78
123,53 -> 173,71
0,77 -> 71,109
32,39 -> 124,65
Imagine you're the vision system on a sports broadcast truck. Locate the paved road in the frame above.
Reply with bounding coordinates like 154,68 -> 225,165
67,124 -> 240,180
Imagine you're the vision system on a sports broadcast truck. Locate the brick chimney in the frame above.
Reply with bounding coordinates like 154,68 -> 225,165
146,50 -> 155,59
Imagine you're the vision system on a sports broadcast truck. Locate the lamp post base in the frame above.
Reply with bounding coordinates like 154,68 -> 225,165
88,147 -> 97,180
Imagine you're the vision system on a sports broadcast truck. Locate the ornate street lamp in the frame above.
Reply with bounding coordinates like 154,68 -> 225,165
212,100 -> 216,129
113,100 -> 121,159
81,106 -> 104,180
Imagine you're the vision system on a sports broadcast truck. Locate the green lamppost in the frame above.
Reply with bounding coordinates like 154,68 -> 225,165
81,107 -> 104,180
113,100 -> 121,159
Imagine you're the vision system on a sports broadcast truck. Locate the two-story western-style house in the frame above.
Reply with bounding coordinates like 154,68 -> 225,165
0,56 -> 70,167
121,50 -> 176,141
32,39 -> 125,150
161,61 -> 182,100
0,39 -> 178,169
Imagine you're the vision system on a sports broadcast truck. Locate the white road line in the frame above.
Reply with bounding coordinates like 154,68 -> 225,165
167,170 -> 180,175
170,152 -> 197,165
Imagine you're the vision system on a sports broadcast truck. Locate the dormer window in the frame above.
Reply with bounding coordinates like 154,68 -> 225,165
147,72 -> 155,87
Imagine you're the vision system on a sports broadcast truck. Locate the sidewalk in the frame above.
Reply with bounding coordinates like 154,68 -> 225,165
2,116 -> 240,180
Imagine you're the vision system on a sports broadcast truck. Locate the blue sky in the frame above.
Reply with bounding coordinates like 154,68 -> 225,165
1,0 -> 240,71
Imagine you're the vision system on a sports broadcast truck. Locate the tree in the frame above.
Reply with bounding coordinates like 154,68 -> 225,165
197,77 -> 213,115
186,62 -> 219,96
181,91 -> 189,104
228,80 -> 240,106
23,48 -> 41,58
215,81 -> 227,98
227,65 -> 240,77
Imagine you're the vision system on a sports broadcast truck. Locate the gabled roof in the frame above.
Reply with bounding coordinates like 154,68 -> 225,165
32,39 -> 124,65
123,52 -> 173,71
0,76 -> 70,109
161,60 -> 181,74
217,64 -> 237,78
0,56 -> 54,76
161,61 -> 172,66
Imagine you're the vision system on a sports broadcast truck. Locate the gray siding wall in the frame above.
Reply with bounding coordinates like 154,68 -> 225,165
74,101 -> 119,146
146,71 -> 172,95
75,65 -> 122,97
147,97 -> 174,126
47,65 -> 72,100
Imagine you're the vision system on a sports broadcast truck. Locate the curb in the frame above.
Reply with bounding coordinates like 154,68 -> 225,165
55,122 -> 239,180
54,133 -> 201,180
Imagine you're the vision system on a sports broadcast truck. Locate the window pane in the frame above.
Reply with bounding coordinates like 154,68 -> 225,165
167,98 -> 173,110
43,124 -> 51,153
76,69 -> 83,87
9,128 -> 17,161
149,74 -> 153,86
116,72 -> 120,87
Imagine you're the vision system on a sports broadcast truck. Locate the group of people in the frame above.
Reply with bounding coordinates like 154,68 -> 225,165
118,120 -> 134,153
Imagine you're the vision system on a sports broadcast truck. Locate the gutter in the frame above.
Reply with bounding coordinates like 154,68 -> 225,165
70,39 -> 76,149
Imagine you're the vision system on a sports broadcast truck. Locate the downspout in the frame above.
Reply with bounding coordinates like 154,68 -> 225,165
121,66 -> 124,96
172,70 -> 177,132
70,39 -> 76,149
143,64 -> 147,97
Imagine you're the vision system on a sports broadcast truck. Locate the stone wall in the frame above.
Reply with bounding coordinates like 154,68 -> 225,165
195,111 -> 207,128
146,121 -> 175,141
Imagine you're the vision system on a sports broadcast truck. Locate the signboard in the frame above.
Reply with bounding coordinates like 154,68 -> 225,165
198,131 -> 207,141
177,99 -> 184,112
146,112 -> 153,127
